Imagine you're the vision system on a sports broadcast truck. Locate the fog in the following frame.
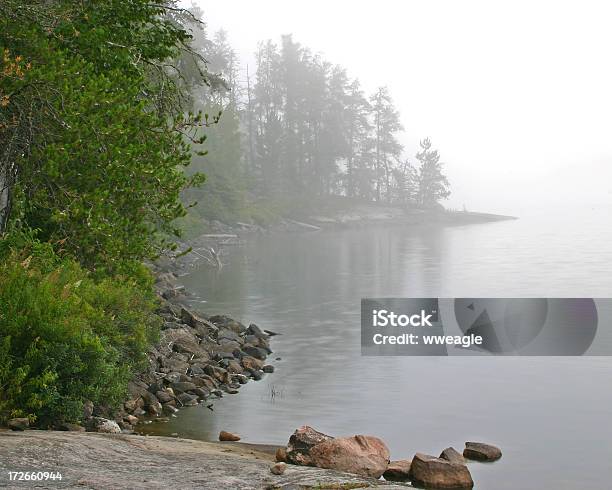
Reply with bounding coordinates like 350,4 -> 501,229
188,0 -> 612,216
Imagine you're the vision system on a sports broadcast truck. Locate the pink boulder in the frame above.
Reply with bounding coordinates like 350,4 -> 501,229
308,435 -> 390,478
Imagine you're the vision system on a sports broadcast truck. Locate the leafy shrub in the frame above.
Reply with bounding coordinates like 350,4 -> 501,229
0,233 -> 160,426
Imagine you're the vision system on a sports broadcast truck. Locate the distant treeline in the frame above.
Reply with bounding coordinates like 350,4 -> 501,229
181,9 -> 450,224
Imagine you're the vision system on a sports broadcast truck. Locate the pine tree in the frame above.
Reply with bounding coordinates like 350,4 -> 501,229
370,87 -> 403,201
415,138 -> 451,207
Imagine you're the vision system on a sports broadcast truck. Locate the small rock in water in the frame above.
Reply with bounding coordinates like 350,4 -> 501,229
8,418 -> 29,431
262,365 -> 275,373
383,459 -> 412,481
440,447 -> 466,465
463,442 -> 502,462
219,430 -> 241,442
409,453 -> 474,489
270,462 -> 287,475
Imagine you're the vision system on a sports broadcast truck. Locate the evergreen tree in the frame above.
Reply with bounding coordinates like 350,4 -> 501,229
344,79 -> 373,198
370,87 -> 403,201
415,138 -> 451,207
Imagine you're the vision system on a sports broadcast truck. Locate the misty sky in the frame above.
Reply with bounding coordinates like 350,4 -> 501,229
188,1 -> 612,215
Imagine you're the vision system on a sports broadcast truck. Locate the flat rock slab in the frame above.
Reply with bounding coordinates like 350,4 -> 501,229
0,431 -> 409,489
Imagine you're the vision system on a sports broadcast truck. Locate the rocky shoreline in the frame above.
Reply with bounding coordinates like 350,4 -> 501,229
0,430 -> 408,489
41,265 -> 277,436
112,269 -> 276,434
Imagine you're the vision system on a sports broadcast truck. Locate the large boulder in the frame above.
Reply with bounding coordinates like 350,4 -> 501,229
463,442 -> 502,462
285,426 -> 334,466
308,435 -> 390,478
8,418 -> 29,431
383,459 -> 412,481
409,453 -> 473,489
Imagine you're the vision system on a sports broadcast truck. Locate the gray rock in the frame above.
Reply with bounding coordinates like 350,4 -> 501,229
161,357 -> 190,373
218,328 -> 242,343
0,431 -> 405,489
188,365 -> 206,376
89,417 -> 121,434
242,345 -> 268,360
263,365 -> 275,373
155,390 -> 175,404
191,387 -> 210,399
463,442 -> 502,462
163,403 -> 179,415
176,393 -> 198,406
170,381 -> 198,393
181,308 -> 218,337
208,315 -> 246,334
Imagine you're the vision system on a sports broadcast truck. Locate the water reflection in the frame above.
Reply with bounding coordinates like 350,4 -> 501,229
143,212 -> 612,489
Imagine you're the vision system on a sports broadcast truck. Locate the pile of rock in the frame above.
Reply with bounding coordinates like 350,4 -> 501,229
4,271 -> 274,435
110,300 -> 273,432
274,426 -> 502,490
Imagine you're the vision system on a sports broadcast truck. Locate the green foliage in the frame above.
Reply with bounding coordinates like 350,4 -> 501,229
184,104 -> 246,224
0,232 -> 160,426
1,1 -> 209,271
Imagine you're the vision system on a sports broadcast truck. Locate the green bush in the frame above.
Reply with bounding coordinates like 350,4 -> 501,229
0,233 -> 160,427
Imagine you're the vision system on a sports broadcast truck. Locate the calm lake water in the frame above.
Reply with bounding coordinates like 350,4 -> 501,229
145,209 -> 612,489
